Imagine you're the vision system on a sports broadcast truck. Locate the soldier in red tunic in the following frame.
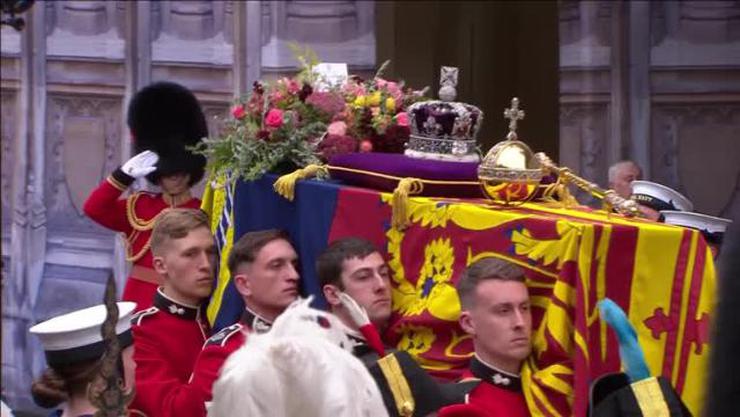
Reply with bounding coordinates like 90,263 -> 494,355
439,257 -> 533,417
129,209 -> 215,417
134,229 -> 300,417
83,81 -> 207,311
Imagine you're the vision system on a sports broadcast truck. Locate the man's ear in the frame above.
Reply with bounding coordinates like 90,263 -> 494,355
459,310 -> 476,336
233,274 -> 251,298
322,284 -> 341,307
152,256 -> 167,277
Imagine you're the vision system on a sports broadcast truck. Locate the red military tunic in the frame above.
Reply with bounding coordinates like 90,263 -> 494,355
189,307 -> 273,408
130,288 -> 210,417
439,355 -> 530,417
83,168 -> 200,311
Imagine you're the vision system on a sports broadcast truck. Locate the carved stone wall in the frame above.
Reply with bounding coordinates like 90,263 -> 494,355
1,0 -> 375,412
559,0 -> 740,219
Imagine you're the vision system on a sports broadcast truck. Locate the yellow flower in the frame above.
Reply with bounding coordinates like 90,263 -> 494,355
385,97 -> 396,112
353,95 -> 366,107
368,91 -> 382,107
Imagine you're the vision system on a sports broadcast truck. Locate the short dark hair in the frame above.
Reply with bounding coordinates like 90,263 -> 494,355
228,229 -> 291,274
456,257 -> 525,309
150,209 -> 210,256
316,237 -> 379,289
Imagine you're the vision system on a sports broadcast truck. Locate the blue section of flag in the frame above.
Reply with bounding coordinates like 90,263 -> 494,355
212,174 -> 341,331
214,179 -> 233,259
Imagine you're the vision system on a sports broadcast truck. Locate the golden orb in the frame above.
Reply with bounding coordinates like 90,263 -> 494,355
477,98 -> 543,204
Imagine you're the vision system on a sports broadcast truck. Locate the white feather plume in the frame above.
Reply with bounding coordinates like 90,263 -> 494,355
208,297 -> 388,417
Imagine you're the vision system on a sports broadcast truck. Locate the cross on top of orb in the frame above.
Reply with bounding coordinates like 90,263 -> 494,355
503,97 -> 525,140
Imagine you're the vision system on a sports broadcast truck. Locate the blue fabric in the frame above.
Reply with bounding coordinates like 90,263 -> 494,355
48,411 -> 92,417
212,174 -> 340,331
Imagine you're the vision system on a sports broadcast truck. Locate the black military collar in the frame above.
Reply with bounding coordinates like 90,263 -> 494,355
470,355 -> 522,392
154,288 -> 200,320
241,306 -> 273,334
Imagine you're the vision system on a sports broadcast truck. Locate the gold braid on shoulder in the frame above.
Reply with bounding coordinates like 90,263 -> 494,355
125,230 -> 151,263
126,193 -> 158,231
124,192 -> 173,262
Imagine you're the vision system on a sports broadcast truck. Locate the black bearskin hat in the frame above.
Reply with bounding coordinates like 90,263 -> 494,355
127,81 -> 208,186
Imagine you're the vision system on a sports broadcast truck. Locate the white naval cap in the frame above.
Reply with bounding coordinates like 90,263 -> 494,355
631,180 -> 693,213
29,301 -> 136,366
661,210 -> 732,245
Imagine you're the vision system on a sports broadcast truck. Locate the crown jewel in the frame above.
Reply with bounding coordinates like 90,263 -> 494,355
404,66 -> 483,162
478,98 -> 543,203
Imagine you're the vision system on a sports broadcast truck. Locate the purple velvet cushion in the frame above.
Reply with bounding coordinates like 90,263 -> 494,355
328,153 -> 484,198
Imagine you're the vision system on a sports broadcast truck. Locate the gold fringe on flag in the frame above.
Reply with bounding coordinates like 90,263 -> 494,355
273,164 -> 328,201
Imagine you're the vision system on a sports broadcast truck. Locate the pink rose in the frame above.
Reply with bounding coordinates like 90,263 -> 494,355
287,79 -> 301,95
375,78 -> 388,88
342,81 -> 366,97
231,104 -> 246,120
327,121 -> 347,136
394,112 -> 409,127
265,108 -> 284,129
359,139 -> 373,153
269,91 -> 284,105
386,81 -> 403,102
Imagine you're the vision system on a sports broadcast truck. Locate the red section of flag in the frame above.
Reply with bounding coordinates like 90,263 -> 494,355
328,186 -> 392,253
675,235 -> 708,393
655,229 -> 693,380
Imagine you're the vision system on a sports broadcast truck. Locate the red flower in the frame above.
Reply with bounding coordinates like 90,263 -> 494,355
359,139 -> 373,153
317,134 -> 358,161
265,108 -> 284,129
231,104 -> 246,120
394,112 -> 409,127
256,130 -> 270,141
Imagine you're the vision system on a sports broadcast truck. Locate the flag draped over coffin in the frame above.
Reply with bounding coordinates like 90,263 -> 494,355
206,175 -> 715,417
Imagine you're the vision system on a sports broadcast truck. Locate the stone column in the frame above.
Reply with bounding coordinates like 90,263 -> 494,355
627,1 -> 652,178
608,0 -> 628,164
2,3 -> 47,410
233,0 -> 262,98
115,0 -> 152,294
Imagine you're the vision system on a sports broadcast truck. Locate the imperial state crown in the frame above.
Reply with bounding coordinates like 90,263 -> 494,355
405,66 -> 483,162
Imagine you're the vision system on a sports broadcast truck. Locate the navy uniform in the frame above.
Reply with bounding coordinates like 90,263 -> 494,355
369,350 -> 477,417
589,372 -> 691,417
29,302 -> 140,417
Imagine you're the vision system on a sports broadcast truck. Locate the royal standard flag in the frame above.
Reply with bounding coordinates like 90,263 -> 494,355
212,176 -> 715,417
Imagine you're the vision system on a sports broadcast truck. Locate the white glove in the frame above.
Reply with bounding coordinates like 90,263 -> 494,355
338,292 -> 370,327
121,150 -> 159,179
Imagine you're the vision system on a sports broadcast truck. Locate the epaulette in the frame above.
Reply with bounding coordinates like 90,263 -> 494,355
205,323 -> 244,347
131,306 -> 159,326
